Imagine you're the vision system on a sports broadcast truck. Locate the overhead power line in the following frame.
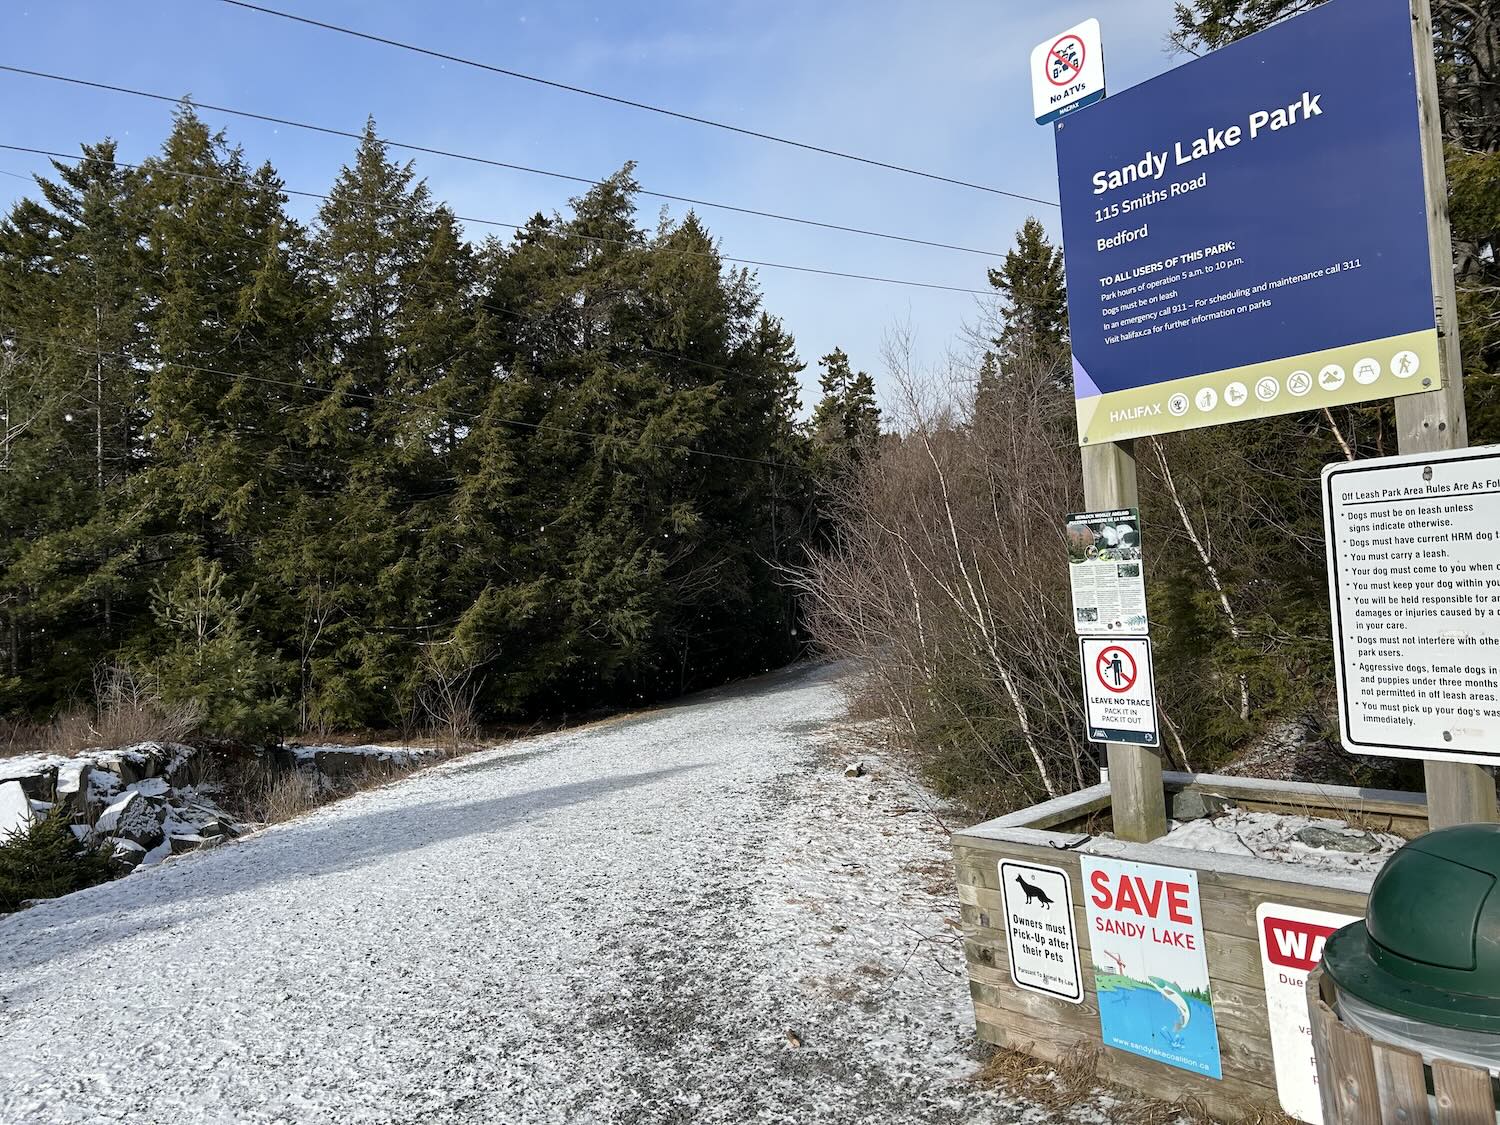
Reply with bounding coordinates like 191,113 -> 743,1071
217,0 -> 1060,208
0,147 -> 817,387
0,142 -> 994,296
0,65 -> 1009,260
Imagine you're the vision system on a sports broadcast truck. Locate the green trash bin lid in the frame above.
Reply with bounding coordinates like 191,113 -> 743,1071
1323,824 -> 1500,1033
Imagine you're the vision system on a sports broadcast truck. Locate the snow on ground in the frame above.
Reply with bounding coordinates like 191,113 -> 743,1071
0,663 -> 1061,1125
1156,808 -> 1403,875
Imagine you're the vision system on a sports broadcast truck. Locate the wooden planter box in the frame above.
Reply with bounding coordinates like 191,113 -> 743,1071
954,771 -> 1428,1122
1307,967 -> 1498,1124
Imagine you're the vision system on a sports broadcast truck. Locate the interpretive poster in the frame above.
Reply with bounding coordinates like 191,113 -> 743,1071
1066,509 -> 1147,634
1054,0 -> 1438,444
1323,445 -> 1500,765
1257,903 -> 1360,1123
999,860 -> 1083,1003
1082,856 -> 1222,1079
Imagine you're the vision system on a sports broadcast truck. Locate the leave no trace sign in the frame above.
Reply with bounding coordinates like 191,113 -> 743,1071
1080,636 -> 1159,745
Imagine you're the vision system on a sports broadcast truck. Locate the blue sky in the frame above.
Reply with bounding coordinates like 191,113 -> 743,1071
1,0 -> 1179,411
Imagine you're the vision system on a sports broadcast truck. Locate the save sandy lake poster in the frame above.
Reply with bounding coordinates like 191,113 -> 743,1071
1081,856 -> 1222,1079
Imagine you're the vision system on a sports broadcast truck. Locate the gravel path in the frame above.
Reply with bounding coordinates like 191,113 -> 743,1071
0,663 -> 1036,1124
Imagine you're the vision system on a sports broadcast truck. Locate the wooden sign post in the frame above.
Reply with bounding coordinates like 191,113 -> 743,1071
1397,0 -> 1497,828
1083,440 -> 1168,842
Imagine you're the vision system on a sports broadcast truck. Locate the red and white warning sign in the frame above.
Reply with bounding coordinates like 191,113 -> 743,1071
1257,903 -> 1360,1123
1079,636 -> 1157,745
1030,18 -> 1106,125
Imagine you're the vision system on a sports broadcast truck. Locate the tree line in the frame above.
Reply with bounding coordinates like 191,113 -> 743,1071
0,108 -> 881,740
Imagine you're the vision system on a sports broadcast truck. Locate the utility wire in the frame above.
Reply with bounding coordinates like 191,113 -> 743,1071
0,143 -> 821,382
0,65 -> 1009,260
4,331 -> 793,470
218,0 -> 1060,208
0,142 -> 993,297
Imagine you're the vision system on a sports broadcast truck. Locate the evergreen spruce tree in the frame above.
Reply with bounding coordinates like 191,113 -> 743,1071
809,347 -> 880,481
987,217 -> 1069,383
0,142 -> 148,709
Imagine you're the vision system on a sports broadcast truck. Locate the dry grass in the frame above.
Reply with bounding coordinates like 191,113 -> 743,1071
975,1043 -> 1101,1116
226,756 -> 430,827
262,771 -> 328,825
0,663 -> 202,759
974,1045 -> 1298,1124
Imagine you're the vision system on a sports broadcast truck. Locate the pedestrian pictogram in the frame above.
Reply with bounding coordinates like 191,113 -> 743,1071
1096,646 -> 1136,693
1047,35 -> 1086,85
1079,636 -> 1158,745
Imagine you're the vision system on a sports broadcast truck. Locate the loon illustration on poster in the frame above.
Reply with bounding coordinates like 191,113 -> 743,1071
1081,856 -> 1222,1079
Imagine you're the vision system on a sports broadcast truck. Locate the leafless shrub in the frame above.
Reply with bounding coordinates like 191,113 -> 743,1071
790,328 -> 1090,814
417,643 -> 486,750
89,662 -> 203,746
0,662 -> 206,759
0,717 -> 51,759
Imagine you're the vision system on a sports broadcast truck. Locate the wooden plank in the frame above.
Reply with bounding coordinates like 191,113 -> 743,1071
961,783 -> 1114,834
955,829 -> 1376,899
1372,1042 -> 1433,1125
958,873 -> 1365,950
964,956 -> 1272,1040
1162,771 -> 1428,820
1082,440 -> 1168,845
955,840 -> 1368,939
1321,1016 -> 1383,1125
962,900 -> 1287,992
970,998 -> 1283,1122
1309,976 -> 1343,1125
1397,0 -> 1496,829
1432,1059 -> 1495,1125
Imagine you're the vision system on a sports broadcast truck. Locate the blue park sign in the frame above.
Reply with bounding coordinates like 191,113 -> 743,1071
1055,0 -> 1440,445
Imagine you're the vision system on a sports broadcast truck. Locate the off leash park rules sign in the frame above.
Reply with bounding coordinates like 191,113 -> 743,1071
999,860 -> 1082,1003
1323,445 -> 1500,764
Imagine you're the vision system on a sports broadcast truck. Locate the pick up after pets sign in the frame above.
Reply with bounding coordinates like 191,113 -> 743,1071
999,860 -> 1082,1003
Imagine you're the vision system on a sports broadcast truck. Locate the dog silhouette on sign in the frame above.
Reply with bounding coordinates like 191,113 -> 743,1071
1015,874 -> 1054,907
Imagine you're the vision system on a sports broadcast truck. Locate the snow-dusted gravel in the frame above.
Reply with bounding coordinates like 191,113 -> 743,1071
0,663 -> 1039,1125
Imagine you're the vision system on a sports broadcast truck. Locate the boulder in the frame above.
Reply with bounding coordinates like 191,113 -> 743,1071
1171,790 -> 1231,822
196,833 -> 226,851
129,777 -> 171,800
0,780 -> 33,842
199,819 -> 227,838
95,791 -> 167,849
107,838 -> 147,875
0,758 -> 59,802
92,744 -> 168,787
1294,825 -> 1383,854
162,744 -> 198,787
843,762 -> 866,779
168,833 -> 205,856
54,760 -> 93,810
